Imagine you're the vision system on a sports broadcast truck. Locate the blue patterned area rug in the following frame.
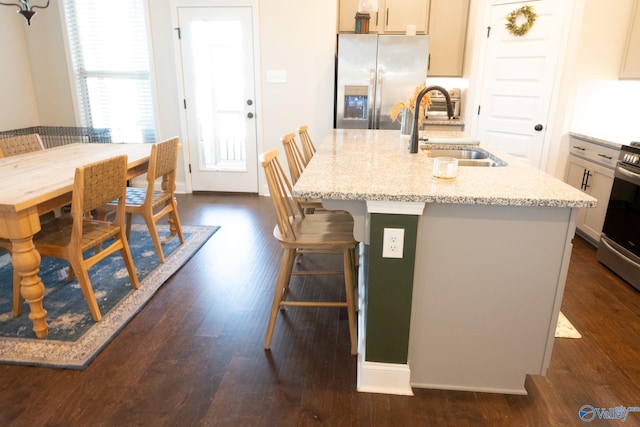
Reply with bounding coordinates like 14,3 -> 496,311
0,224 -> 218,369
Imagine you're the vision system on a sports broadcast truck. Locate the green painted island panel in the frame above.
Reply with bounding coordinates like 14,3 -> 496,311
366,213 -> 418,364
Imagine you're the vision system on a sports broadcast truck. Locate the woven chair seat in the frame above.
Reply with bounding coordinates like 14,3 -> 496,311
105,187 -> 172,211
34,218 -> 120,251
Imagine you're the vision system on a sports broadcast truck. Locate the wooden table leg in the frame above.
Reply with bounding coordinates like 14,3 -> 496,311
11,237 -> 48,338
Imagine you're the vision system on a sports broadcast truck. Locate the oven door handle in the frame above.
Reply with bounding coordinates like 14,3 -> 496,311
615,164 -> 640,186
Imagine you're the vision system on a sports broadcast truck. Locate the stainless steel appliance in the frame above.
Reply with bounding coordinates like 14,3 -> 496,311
335,34 -> 429,130
425,88 -> 461,119
597,141 -> 640,291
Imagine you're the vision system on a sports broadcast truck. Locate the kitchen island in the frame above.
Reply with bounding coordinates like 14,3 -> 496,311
293,129 -> 596,396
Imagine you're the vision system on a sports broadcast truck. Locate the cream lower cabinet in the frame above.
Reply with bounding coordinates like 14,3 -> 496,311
565,155 -> 615,245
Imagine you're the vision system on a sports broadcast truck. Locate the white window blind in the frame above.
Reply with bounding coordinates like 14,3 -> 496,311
64,0 -> 156,143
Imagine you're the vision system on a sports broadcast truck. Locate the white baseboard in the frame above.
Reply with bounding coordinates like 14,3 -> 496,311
410,381 -> 528,395
357,359 -> 414,396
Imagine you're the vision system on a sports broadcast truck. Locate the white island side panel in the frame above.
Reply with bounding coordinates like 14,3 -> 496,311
408,203 -> 576,394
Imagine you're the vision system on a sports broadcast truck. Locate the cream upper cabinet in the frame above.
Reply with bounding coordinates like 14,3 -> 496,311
427,0 -> 470,77
338,0 -> 429,34
338,0 -> 469,77
383,0 -> 429,33
620,0 -> 640,79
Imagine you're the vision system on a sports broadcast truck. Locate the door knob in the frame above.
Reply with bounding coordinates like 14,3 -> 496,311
534,124 -> 543,131
247,112 -> 254,119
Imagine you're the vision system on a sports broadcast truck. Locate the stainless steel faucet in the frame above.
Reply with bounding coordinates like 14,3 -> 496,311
409,86 -> 454,153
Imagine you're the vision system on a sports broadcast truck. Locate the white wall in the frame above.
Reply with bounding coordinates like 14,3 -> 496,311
0,9 -> 40,130
257,0 -> 338,193
550,0 -> 640,178
0,0 -> 338,195
23,1 -> 76,126
568,0 -> 640,143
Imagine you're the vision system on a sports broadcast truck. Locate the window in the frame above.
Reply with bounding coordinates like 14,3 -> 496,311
63,0 -> 156,142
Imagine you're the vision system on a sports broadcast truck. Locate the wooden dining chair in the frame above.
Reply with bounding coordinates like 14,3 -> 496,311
260,149 -> 358,355
0,132 -> 63,217
281,133 -> 308,185
0,134 -> 45,157
281,133 -> 323,213
0,133 -> 47,316
298,125 -> 316,164
98,137 -> 184,263
33,155 -> 139,321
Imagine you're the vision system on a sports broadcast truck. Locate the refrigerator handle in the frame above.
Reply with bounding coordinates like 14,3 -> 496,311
374,67 -> 384,129
368,66 -> 376,129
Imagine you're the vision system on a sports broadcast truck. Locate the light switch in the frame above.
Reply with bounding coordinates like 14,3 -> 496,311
266,70 -> 287,83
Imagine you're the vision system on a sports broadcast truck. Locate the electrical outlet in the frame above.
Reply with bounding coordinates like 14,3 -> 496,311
382,228 -> 404,259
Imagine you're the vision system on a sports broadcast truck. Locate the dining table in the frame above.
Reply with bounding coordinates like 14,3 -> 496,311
0,142 -> 153,338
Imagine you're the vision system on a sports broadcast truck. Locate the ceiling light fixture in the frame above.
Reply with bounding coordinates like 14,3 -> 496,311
0,0 -> 50,26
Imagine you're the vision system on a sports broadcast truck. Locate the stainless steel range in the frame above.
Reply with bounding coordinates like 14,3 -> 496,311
597,141 -> 640,291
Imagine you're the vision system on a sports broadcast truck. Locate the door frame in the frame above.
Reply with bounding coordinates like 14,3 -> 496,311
170,0 -> 263,193
468,0 -> 575,172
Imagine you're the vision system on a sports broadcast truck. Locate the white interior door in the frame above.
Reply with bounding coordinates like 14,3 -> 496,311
177,6 -> 258,192
476,0 -> 567,168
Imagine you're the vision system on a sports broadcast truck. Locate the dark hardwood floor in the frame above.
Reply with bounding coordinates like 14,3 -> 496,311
1,192 -> 639,426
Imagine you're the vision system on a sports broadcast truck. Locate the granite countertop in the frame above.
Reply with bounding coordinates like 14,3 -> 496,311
293,129 -> 597,208
423,118 -> 465,126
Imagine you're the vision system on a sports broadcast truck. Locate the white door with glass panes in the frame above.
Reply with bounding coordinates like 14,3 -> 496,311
177,5 -> 258,192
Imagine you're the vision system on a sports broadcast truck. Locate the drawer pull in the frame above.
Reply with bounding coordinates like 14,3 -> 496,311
598,153 -> 613,160
572,146 -> 586,151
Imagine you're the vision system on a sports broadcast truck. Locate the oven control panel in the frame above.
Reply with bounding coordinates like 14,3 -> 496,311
623,153 -> 640,165
619,142 -> 640,172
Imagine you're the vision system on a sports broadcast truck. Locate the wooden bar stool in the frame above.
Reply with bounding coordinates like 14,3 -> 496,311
260,149 -> 357,355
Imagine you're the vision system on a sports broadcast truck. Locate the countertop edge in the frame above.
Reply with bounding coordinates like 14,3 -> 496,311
569,132 -> 626,150
302,191 -> 596,208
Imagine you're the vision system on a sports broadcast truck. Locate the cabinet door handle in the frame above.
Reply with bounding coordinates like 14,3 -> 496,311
583,170 -> 592,190
598,153 -> 613,160
386,8 -> 389,26
581,168 -> 592,191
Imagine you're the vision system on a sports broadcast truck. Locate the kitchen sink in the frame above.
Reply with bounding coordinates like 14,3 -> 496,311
422,149 -> 489,160
421,147 -> 507,167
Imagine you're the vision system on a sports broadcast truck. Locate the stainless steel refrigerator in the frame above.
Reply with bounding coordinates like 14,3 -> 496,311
335,34 -> 429,130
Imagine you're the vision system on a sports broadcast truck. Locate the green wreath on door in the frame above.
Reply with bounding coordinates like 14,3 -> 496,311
505,5 -> 537,37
